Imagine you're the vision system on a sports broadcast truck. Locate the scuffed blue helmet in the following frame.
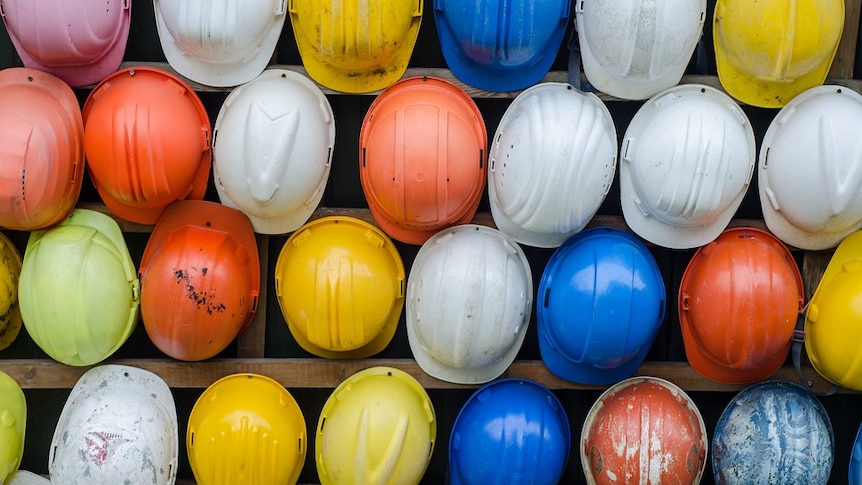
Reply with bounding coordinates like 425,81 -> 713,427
449,379 -> 570,485
537,227 -> 666,385
434,0 -> 570,92
713,381 -> 834,485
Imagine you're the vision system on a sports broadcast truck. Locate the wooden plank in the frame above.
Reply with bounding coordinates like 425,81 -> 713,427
236,235 -> 269,358
829,0 -> 862,79
2,358 -> 850,393
802,249 -> 834,301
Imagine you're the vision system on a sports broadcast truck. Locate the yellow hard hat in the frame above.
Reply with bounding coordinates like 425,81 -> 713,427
0,233 -> 23,351
805,230 -> 862,390
288,0 -> 422,93
316,367 -> 436,485
713,0 -> 844,108
274,217 -> 405,359
187,373 -> 307,485
0,370 -> 25,485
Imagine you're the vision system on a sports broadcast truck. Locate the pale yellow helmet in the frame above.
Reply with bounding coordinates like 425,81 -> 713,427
0,370 -> 25,485
0,233 -> 23,351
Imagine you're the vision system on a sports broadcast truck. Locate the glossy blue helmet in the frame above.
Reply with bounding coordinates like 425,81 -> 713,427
713,381 -> 834,485
852,421 -> 862,485
434,0 -> 570,92
449,378 -> 570,485
537,227 -> 666,385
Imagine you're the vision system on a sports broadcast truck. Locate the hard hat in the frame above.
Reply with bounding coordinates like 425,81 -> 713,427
538,227 -> 666,385
760,85 -> 862,250
213,69 -> 335,234
679,227 -> 804,384
0,232 -> 22,351
0,68 -> 83,231
316,366 -> 436,485
804,230 -> 862,390
575,0 -> 707,100
713,0 -> 844,108
449,378 -> 570,485
18,209 -> 140,366
187,373 -> 306,485
49,365 -> 178,485
82,66 -> 211,225
0,370 -> 25,485
8,471 -> 50,485
139,200 -> 259,361
289,0 -> 422,93
406,225 -> 532,384
581,376 -> 708,485
620,84 -> 756,249
359,76 -> 487,245
0,0 -> 130,87
852,421 -> 862,485
488,82 -> 617,248
275,216 -> 404,359
712,381 -> 834,485
154,0 -> 286,88
435,0 -> 569,92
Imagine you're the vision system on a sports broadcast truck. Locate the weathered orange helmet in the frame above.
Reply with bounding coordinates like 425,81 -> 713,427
139,200 -> 259,361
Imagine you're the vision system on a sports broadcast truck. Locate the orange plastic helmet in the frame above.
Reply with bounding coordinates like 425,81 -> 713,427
581,376 -> 708,485
82,67 -> 211,225
139,200 -> 259,361
360,76 -> 487,245
679,228 -> 804,384
0,68 -> 83,231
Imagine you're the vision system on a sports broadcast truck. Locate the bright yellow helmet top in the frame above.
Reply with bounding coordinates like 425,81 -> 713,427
0,370 -> 25,485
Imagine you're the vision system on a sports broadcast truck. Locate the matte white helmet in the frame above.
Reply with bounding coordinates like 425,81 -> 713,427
49,365 -> 178,485
760,85 -> 862,250
488,82 -> 617,248
213,69 -> 335,234
154,0 -> 287,87
620,84 -> 755,249
575,0 -> 707,100
407,225 -> 532,384
9,471 -> 51,485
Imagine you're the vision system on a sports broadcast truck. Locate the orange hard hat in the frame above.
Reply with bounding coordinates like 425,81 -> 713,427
359,76 -> 487,245
139,200 -> 259,361
679,228 -> 804,384
0,67 -> 83,231
82,67 -> 211,225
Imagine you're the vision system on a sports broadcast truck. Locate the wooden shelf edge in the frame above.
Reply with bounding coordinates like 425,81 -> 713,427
2,358 -> 850,394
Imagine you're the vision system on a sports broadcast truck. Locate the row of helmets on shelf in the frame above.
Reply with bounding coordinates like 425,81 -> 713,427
0,0 -> 846,103
0,365 -> 855,484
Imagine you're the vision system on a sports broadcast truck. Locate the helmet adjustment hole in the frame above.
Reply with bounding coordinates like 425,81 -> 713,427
319,417 -> 326,431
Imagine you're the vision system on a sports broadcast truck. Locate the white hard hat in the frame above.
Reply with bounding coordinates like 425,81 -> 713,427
154,0 -> 287,87
576,0 -> 707,100
49,365 -> 178,485
407,225 -> 532,384
620,84 -> 755,249
9,471 -> 51,485
213,69 -> 335,234
759,85 -> 862,250
488,82 -> 617,248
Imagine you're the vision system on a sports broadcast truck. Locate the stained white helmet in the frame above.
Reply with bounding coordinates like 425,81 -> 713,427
620,84 -> 755,249
213,69 -> 335,234
49,365 -> 178,485
760,85 -> 862,250
154,0 -> 287,87
488,82 -> 617,248
407,225 -> 532,384
575,0 -> 707,100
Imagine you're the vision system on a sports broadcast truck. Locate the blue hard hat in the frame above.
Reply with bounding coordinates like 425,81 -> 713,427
537,227 -> 666,385
449,378 -> 570,485
434,0 -> 570,92
713,381 -> 834,485
852,421 -> 862,485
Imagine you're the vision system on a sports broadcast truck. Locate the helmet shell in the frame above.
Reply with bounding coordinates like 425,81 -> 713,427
407,225 -> 532,384
0,371 -> 25,485
0,232 -> 23,351
213,69 -> 335,234
538,227 -> 666,385
0,68 -> 83,231
712,381 -> 834,485
679,228 -> 804,384
449,379 -> 570,485
139,200 -> 259,361
359,76 -> 487,245
852,421 -> 862,485
488,83 -> 617,248
0,0 -> 130,87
